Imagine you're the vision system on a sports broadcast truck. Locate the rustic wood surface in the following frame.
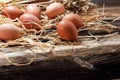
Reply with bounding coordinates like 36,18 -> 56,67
91,0 -> 120,7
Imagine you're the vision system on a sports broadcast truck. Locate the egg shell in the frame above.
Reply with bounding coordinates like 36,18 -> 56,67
57,20 -> 78,41
62,13 -> 83,29
46,2 -> 66,19
25,4 -> 41,19
2,6 -> 23,19
0,24 -> 21,41
19,13 -> 41,30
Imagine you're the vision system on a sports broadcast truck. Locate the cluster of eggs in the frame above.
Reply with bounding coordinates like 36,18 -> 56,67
0,2 -> 83,42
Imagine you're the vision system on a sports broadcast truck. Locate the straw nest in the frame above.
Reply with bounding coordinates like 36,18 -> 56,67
0,0 -> 119,66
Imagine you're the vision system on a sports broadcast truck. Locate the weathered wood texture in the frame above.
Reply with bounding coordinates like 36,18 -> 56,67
91,0 -> 120,7
0,21 -> 119,80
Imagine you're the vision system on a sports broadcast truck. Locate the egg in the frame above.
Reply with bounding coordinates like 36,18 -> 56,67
57,20 -> 78,41
62,13 -> 83,29
46,2 -> 66,19
19,13 -> 41,30
25,4 -> 41,19
0,24 -> 21,41
2,5 -> 23,19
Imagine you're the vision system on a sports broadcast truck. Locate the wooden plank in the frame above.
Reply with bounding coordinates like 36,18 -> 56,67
0,33 -> 119,66
91,0 -> 120,7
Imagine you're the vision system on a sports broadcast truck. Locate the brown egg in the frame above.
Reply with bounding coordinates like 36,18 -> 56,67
57,20 -> 78,41
19,13 -> 41,30
46,2 -> 66,19
25,4 -> 41,19
2,6 -> 23,19
62,13 -> 83,29
0,24 -> 21,41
